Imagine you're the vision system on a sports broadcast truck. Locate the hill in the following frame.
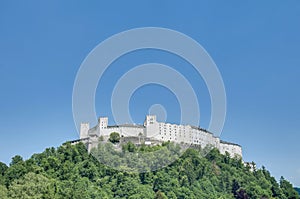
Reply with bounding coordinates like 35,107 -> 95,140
0,141 -> 298,199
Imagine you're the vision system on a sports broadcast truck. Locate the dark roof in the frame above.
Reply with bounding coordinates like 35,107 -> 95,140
220,140 -> 241,147
108,124 -> 144,128
190,125 -> 213,135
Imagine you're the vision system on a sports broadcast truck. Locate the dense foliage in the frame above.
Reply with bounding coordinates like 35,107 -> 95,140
0,142 -> 298,199
91,140 -> 182,173
109,132 -> 121,144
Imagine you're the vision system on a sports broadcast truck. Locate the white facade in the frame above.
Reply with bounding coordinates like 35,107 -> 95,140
219,141 -> 242,158
80,115 -> 242,158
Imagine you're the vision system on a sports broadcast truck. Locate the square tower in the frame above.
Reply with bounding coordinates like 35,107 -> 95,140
144,115 -> 159,137
144,115 -> 157,126
98,117 -> 108,129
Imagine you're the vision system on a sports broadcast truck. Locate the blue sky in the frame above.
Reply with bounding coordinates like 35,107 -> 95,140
1,1 -> 300,186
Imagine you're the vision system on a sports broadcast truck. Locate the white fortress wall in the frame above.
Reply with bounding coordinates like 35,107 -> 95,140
117,125 -> 145,137
214,137 -> 221,149
175,125 -> 189,143
190,126 -> 217,148
219,141 -> 242,158
102,126 -> 144,137
79,115 -> 242,158
155,122 -> 193,143
100,126 -> 120,137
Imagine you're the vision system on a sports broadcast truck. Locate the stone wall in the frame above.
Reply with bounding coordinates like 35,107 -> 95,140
79,115 -> 243,158
219,141 -> 242,158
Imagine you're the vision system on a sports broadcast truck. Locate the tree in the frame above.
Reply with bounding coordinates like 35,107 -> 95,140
0,162 -> 8,185
123,141 -> 136,152
10,155 -> 23,166
72,177 -> 104,199
0,162 -> 8,176
99,135 -> 104,141
280,176 -> 299,199
8,172 -> 55,199
4,162 -> 27,186
232,179 -> 241,197
235,189 -> 249,199
155,190 -> 168,199
109,132 -> 120,144
0,185 -> 8,199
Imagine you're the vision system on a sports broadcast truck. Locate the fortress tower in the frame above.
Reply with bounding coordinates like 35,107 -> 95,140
144,115 -> 159,137
98,117 -> 108,129
80,123 -> 89,139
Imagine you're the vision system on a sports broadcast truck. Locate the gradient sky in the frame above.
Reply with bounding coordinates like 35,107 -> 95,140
1,1 -> 300,186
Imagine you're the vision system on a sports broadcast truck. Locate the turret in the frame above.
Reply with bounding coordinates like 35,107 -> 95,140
144,115 -> 157,126
80,122 -> 90,139
144,115 -> 159,137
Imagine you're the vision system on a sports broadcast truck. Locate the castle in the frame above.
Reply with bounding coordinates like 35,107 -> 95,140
78,115 -> 242,158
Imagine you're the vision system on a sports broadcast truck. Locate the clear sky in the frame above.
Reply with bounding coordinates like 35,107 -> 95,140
0,1 -> 300,186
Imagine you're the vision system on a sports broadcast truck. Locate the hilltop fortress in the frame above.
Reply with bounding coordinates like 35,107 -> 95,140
79,115 -> 242,158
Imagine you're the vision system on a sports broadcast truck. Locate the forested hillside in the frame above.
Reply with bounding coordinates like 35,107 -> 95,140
0,142 -> 298,199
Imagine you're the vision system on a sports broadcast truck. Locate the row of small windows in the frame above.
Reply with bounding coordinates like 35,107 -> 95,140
159,127 -> 185,132
161,137 -> 177,141
159,123 -> 186,128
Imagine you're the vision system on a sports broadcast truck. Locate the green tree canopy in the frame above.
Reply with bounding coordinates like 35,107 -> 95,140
109,132 -> 120,144
0,141 -> 297,199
